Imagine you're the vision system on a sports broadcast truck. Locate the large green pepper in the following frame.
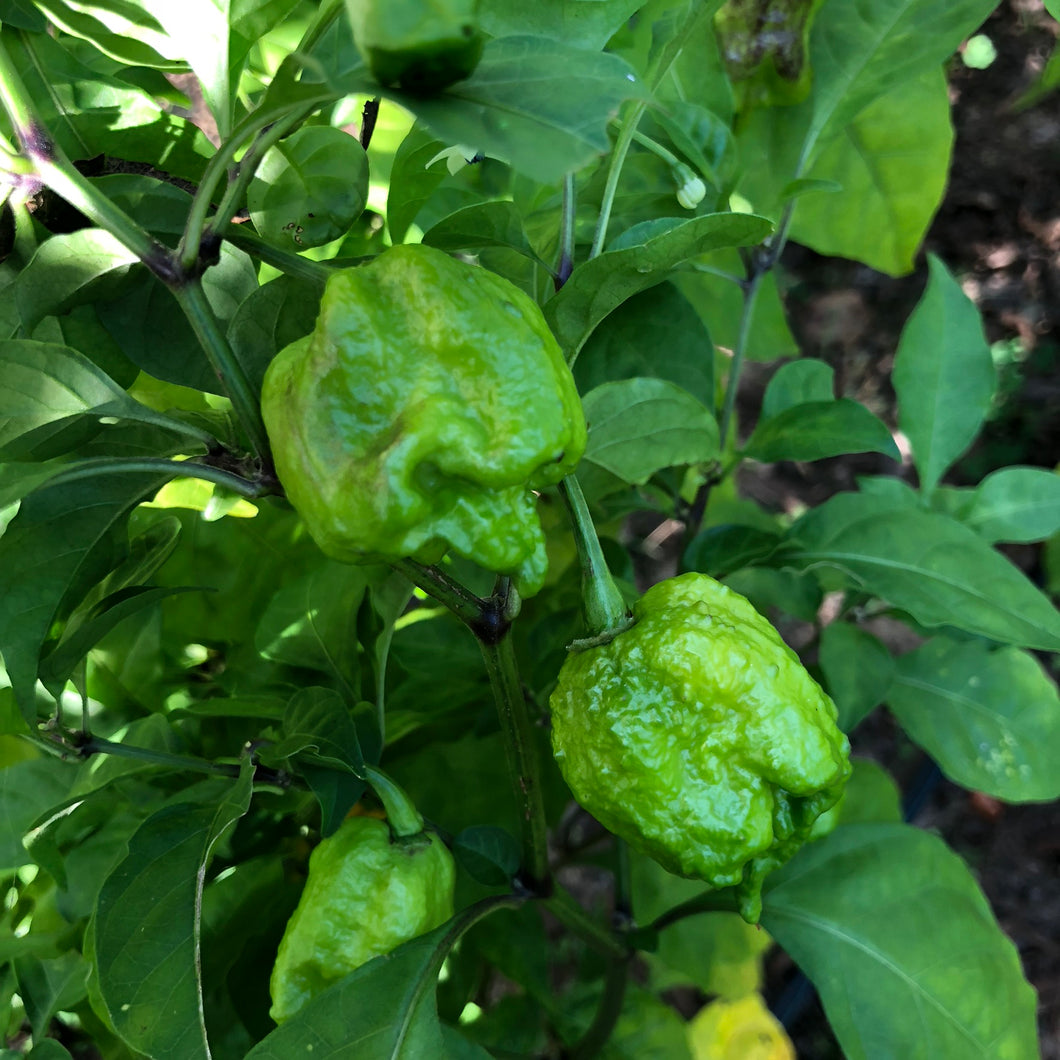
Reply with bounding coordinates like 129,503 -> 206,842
269,816 -> 455,1023
261,244 -> 586,596
346,0 -> 484,93
550,573 -> 851,921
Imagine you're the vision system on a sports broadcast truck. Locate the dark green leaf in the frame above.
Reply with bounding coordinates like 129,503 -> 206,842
579,378 -> 719,500
16,230 -> 139,335
0,470 -> 167,721
683,525 -> 782,578
453,826 -> 520,887
91,174 -> 195,240
478,0 -> 643,48
836,758 -> 902,825
786,491 -> 1060,651
396,36 -> 645,186
574,283 -> 713,404
422,202 -> 545,264
13,952 -> 89,1041
818,623 -> 894,732
0,758 -> 74,870
248,126 -> 369,250
245,913 -> 496,1059
762,823 -> 1039,1060
744,399 -> 900,463
547,213 -> 772,360
94,764 -> 253,1060
386,125 -> 449,244
893,256 -> 995,495
889,638 -> 1060,801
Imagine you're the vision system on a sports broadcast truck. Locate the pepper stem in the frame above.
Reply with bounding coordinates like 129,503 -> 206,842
361,764 -> 424,838
558,475 -> 631,639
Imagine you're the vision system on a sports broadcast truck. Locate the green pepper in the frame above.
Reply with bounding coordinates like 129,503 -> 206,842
346,0 -> 484,93
269,816 -> 455,1023
261,243 -> 586,596
550,573 -> 851,921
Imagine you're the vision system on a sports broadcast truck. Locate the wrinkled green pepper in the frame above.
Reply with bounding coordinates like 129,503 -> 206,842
346,0 -> 484,93
261,243 -> 586,596
269,816 -> 455,1023
550,573 -> 851,921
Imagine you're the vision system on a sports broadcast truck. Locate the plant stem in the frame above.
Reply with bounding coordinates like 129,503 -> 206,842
478,630 -> 550,889
361,764 -> 425,838
223,225 -> 333,285
50,457 -> 270,499
392,559 -> 487,626
567,956 -> 632,1060
646,887 -> 739,933
558,476 -> 630,639
718,269 -> 762,450
170,280 -> 271,465
588,99 -> 647,260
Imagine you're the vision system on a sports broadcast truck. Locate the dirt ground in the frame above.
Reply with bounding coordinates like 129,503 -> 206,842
752,2 -> 1060,1053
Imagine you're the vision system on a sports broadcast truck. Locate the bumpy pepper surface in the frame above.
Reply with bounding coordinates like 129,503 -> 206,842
550,573 -> 851,921
261,244 -> 586,596
269,816 -> 455,1023
346,0 -> 483,92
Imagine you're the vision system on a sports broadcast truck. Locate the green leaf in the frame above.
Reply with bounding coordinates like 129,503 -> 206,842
792,69 -> 952,275
422,202 -> 545,265
15,229 -> 139,335
98,244 -> 260,395
546,213 -> 772,360
802,0 -> 1000,162
0,470 -> 168,722
578,378 -> 719,500
0,758 -> 74,870
272,688 -> 366,834
963,466 -> 1060,543
574,283 -> 713,405
94,764 -> 254,1060
29,0 -> 180,70
785,491 -> 1060,652
683,525 -> 782,578
888,638 -> 1060,802
255,563 -> 368,696
762,823 -> 1039,1060
248,126 -> 369,250
836,758 -> 902,825
744,399 -> 900,463
0,340 -> 209,458
761,359 -> 835,419
386,125 -> 449,244
246,907 -> 506,1059
478,0 -> 644,48
453,826 -> 520,887
818,623 -> 894,733
893,256 -> 995,495
396,36 -> 645,186
227,273 -> 323,397
13,952 -> 89,1041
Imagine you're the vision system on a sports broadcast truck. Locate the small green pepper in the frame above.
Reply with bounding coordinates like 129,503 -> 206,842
269,816 -> 455,1023
261,243 -> 586,596
346,0 -> 484,93
550,573 -> 851,921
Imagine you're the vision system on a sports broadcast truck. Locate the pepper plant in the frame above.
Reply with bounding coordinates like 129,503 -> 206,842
0,0 -> 1054,1057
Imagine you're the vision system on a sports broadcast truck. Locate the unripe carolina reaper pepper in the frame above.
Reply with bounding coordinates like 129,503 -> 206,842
261,244 -> 586,596
550,572 -> 851,921
346,0 -> 484,93
269,816 -> 455,1023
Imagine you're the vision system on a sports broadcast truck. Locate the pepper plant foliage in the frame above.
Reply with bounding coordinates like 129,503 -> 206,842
0,0 -> 1054,1056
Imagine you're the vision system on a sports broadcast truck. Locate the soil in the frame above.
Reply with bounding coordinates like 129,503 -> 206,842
745,2 -> 1060,1054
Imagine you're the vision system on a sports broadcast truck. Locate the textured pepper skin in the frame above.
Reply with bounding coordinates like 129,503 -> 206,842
261,244 -> 586,596
269,817 -> 455,1023
346,0 -> 484,93
550,573 -> 851,921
